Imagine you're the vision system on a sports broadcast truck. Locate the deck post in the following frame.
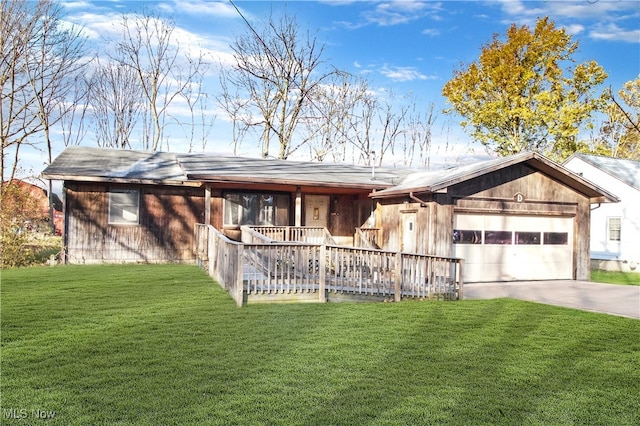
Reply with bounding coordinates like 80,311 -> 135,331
394,253 -> 402,302
236,243 -> 244,307
204,184 -> 211,226
457,259 -> 464,300
318,244 -> 326,302
208,225 -> 215,278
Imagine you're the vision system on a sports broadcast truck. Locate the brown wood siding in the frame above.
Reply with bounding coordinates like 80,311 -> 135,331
64,183 -> 205,264
210,189 -> 223,229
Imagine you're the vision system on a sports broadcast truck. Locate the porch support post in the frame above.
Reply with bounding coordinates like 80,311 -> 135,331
295,186 -> 302,227
204,184 -> 211,225
318,244 -> 326,302
394,252 -> 402,302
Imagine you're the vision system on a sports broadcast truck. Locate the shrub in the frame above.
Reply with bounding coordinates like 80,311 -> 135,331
0,181 -> 46,268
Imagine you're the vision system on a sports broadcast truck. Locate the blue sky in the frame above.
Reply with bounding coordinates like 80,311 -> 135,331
24,1 -> 640,178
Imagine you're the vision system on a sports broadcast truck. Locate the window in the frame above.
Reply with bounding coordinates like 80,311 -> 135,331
608,217 -> 621,242
453,229 -> 482,244
484,231 -> 512,245
109,189 -> 139,224
224,192 -> 289,226
515,231 -> 541,245
543,232 -> 568,245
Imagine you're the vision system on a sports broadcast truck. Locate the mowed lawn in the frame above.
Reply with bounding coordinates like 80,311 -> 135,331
2,265 -> 639,425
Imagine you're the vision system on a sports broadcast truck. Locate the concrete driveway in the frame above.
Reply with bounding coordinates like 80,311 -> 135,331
462,280 -> 640,319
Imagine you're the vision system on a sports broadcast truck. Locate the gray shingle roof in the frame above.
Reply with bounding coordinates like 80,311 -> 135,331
42,146 -> 412,189
42,147 -> 619,203
569,154 -> 640,191
42,147 -> 190,184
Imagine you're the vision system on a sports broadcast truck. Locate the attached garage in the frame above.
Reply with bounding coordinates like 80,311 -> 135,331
371,152 -> 619,282
453,213 -> 573,282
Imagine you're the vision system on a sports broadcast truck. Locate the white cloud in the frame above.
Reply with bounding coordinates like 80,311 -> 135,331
362,1 -> 443,26
171,0 -> 241,18
69,12 -> 121,40
380,64 -> 434,82
422,28 -> 440,37
61,1 -> 93,11
564,24 -> 585,36
494,0 -> 640,43
590,23 -> 640,43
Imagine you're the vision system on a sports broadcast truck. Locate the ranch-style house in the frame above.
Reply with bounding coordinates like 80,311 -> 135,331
43,146 -> 617,305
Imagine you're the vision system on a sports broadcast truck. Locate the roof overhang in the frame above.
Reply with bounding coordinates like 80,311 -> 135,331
370,152 -> 620,204
41,173 -> 201,187
189,174 -> 393,191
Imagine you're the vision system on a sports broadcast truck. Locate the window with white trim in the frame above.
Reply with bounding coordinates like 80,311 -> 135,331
109,189 -> 139,225
608,217 -> 621,242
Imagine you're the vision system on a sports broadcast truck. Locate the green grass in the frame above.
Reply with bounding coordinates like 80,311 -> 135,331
2,264 -> 639,425
591,269 -> 640,285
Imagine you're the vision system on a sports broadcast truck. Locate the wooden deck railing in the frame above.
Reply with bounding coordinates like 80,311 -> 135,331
247,226 -> 336,245
199,224 -> 245,305
354,227 -> 380,249
195,223 -> 463,306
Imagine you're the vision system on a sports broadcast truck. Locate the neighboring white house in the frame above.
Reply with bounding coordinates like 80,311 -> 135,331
564,154 -> 640,273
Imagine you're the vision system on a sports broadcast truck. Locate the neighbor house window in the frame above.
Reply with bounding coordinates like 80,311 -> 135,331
109,189 -> 139,224
608,217 -> 621,242
224,192 -> 289,226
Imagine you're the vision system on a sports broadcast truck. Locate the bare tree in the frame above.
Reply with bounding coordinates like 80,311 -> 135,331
221,11 -> 339,159
401,102 -> 437,168
112,10 -> 208,151
217,74 -> 251,155
1,0 -> 87,221
351,91 -> 409,166
1,0 -> 39,183
59,72 -> 91,148
180,68 -> 216,153
88,57 -> 144,149
24,1 -> 87,169
302,73 -> 369,162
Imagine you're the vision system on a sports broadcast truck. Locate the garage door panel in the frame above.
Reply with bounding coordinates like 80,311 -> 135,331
454,214 -> 573,282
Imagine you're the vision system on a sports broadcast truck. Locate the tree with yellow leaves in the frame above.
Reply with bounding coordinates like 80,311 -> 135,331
442,17 -> 608,161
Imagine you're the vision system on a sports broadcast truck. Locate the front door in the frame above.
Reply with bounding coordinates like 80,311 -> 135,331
402,212 -> 417,253
305,195 -> 330,228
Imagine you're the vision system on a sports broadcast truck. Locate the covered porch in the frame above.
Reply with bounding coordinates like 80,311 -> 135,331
195,224 -> 464,306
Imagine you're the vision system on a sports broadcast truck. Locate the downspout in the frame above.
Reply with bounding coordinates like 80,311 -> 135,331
409,192 -> 428,207
591,203 -> 601,211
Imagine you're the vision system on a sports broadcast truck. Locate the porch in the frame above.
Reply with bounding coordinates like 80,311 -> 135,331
195,224 -> 464,306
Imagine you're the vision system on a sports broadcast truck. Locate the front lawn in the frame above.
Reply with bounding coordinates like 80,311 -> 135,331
591,269 -> 640,285
2,264 -> 639,425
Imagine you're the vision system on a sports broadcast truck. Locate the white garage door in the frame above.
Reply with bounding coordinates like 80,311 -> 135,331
453,214 -> 573,282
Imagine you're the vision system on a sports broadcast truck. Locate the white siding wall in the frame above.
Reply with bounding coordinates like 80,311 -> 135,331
564,158 -> 640,270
